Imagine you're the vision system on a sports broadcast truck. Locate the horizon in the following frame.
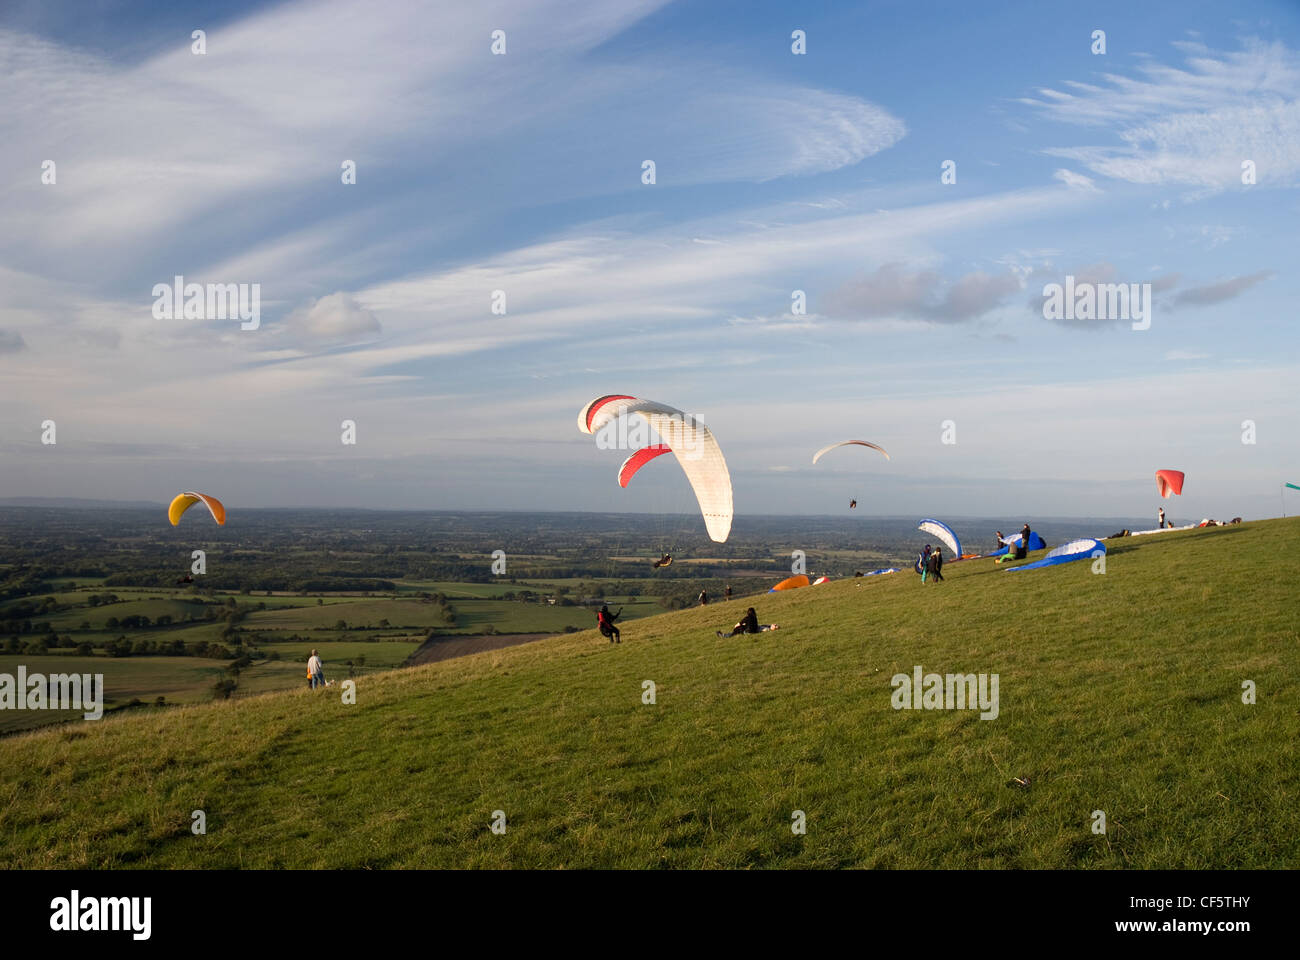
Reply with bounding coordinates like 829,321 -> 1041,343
0,496 -> 1228,526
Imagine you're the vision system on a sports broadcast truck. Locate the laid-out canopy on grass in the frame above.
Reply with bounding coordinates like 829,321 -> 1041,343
1004,538 -> 1105,572
770,574 -> 811,592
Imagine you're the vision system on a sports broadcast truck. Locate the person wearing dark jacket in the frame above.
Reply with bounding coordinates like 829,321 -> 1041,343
929,547 -> 944,582
1017,523 -> 1031,559
596,604 -> 621,644
717,607 -> 778,637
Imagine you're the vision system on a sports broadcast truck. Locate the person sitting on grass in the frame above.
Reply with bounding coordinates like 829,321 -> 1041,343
596,604 -> 622,644
716,607 -> 779,638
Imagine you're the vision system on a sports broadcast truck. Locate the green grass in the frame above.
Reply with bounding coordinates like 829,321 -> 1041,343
0,519 -> 1296,868
0,655 -> 303,734
268,642 -> 418,669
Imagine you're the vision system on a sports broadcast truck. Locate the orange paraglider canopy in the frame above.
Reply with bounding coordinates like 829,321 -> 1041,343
770,574 -> 811,591
168,492 -> 226,526
1155,470 -> 1185,499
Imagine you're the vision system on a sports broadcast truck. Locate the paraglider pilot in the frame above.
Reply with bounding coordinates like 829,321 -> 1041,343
597,604 -> 622,644
653,554 -> 672,568
717,607 -> 779,638
928,547 -> 944,582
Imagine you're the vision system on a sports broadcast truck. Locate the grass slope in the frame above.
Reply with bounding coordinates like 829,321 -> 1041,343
1,520 -> 1296,868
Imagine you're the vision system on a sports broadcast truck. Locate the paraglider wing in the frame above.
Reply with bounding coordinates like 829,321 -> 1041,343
1287,483 -> 1300,491
917,519 -> 961,559
812,440 -> 890,465
618,445 -> 673,488
168,491 -> 226,526
1005,538 -> 1104,572
1155,469 -> 1185,499
770,574 -> 811,592
579,395 -> 734,543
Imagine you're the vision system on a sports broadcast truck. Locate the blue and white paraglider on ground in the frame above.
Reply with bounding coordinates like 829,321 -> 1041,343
1004,538 -> 1105,572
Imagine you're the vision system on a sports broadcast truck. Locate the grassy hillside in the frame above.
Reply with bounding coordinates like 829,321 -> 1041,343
1,519 -> 1296,868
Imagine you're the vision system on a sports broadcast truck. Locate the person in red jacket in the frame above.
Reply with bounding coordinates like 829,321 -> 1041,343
596,604 -> 621,644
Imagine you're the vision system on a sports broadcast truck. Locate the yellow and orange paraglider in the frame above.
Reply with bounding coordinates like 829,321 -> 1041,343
168,492 -> 226,526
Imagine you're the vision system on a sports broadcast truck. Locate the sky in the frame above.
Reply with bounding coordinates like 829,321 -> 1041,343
1,0 -> 1298,524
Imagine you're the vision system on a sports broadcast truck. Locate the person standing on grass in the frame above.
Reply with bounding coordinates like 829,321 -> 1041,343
724,585 -> 733,600
596,604 -> 621,644
1158,507 -> 1166,529
307,649 -> 325,689
698,589 -> 709,606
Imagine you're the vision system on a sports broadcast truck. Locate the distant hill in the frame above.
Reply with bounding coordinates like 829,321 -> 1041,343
0,497 -> 162,509
1,516 -> 1294,868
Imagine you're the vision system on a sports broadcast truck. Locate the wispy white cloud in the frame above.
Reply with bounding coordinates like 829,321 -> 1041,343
1023,40 -> 1300,191
1053,168 -> 1099,191
1173,271 -> 1272,306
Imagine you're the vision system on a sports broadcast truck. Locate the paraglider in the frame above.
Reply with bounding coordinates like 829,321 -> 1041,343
769,574 -> 811,592
618,445 -> 672,488
812,440 -> 890,464
916,519 -> 961,561
1155,469 -> 1185,499
168,492 -> 225,526
812,442 -> 887,514
579,395 -> 733,543
989,531 -> 1046,556
652,554 -> 673,569
1005,538 -> 1105,572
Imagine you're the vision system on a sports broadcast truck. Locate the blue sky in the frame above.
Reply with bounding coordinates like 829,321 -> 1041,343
2,0 -> 1298,524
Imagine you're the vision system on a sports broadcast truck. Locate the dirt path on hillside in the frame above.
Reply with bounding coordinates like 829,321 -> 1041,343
406,633 -> 553,665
